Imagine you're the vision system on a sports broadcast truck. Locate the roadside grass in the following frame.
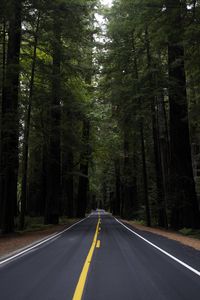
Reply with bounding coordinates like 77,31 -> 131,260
179,228 -> 200,240
132,219 -> 146,226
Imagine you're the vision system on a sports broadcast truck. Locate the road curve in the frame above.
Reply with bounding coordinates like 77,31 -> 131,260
0,213 -> 200,300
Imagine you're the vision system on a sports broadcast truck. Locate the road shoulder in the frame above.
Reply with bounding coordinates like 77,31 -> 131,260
122,220 -> 200,251
0,219 -> 80,260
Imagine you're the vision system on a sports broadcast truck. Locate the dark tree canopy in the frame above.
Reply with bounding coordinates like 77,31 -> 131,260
0,0 -> 200,233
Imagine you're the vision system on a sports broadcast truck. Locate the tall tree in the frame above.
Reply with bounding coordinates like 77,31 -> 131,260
20,11 -> 40,230
145,26 -> 168,227
0,0 -> 22,233
166,0 -> 200,228
0,9 -> 7,224
44,6 -> 61,224
76,119 -> 90,217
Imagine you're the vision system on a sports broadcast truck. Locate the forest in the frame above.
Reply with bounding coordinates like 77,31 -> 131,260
0,0 -> 200,234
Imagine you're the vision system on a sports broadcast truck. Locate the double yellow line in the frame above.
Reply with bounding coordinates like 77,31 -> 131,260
72,215 -> 101,300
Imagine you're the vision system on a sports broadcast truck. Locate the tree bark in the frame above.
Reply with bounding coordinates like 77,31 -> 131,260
0,1 -> 21,233
166,0 -> 200,228
121,125 -> 136,219
156,91 -> 170,228
140,122 -> 151,227
20,12 -> 40,230
62,150 -> 74,218
145,26 -> 168,228
132,33 -> 151,226
76,119 -> 90,218
114,159 -> 121,216
44,12 -> 61,224
0,17 -> 7,224
66,152 -> 74,218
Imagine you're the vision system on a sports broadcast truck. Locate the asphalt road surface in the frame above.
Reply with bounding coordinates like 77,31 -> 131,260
0,212 -> 200,300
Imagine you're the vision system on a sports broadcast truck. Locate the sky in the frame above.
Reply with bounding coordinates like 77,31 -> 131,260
101,0 -> 113,7
95,0 -> 113,34
95,0 -> 112,29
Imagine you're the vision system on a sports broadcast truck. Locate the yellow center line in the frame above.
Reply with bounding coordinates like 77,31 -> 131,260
72,217 -> 100,300
96,240 -> 101,248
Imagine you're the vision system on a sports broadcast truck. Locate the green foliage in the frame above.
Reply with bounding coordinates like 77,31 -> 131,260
179,228 -> 200,240
1,0 -> 200,230
95,0 -> 200,227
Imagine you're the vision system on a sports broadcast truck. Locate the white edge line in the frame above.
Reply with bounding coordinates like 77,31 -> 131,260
0,216 -> 90,266
115,218 -> 200,277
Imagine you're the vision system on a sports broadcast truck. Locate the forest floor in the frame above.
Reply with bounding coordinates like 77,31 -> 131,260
1,218 -> 200,260
123,220 -> 200,251
0,219 -> 79,259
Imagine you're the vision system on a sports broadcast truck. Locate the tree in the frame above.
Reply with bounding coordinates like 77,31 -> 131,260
20,10 -> 41,230
0,0 -> 22,233
44,5 -> 62,225
99,0 -> 200,229
166,0 -> 200,228
76,119 -> 90,217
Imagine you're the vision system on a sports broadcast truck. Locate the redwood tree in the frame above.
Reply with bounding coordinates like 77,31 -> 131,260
0,0 -> 22,233
44,7 -> 61,224
166,0 -> 200,229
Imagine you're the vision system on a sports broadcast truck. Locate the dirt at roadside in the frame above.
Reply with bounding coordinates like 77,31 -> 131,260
0,222 -> 78,259
123,220 -> 200,251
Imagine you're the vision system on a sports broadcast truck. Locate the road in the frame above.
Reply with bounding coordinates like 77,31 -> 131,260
0,212 -> 200,300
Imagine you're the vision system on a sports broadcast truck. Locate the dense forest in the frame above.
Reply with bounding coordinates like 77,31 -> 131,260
0,0 -> 200,234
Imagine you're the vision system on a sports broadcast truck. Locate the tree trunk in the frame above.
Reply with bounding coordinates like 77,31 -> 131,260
114,159 -> 121,216
41,143 -> 47,216
0,17 -> 6,224
153,98 -> 168,228
0,1 -> 21,233
166,0 -> 200,228
140,122 -> 151,227
66,152 -> 74,218
20,12 -> 40,230
145,26 -> 168,228
132,142 -> 139,218
121,125 -> 135,219
76,120 -> 90,218
1,17 -> 6,102
132,33 -> 151,226
44,13 -> 61,225
62,150 -> 74,218
156,92 -> 170,228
